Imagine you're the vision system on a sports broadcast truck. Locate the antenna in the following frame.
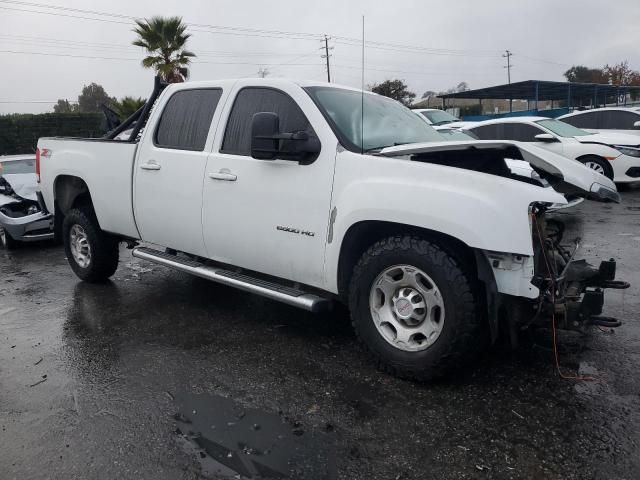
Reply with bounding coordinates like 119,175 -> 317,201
361,15 -> 365,154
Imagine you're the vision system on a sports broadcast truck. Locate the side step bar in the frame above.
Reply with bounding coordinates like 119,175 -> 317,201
132,247 -> 331,313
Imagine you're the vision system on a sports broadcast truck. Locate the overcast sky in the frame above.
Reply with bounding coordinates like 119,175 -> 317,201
1,0 -> 639,114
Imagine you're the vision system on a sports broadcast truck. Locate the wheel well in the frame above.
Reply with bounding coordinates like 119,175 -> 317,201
337,221 -> 479,299
53,175 -> 94,240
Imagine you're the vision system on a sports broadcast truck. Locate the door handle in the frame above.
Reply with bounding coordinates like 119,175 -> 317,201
140,162 -> 161,171
208,170 -> 237,181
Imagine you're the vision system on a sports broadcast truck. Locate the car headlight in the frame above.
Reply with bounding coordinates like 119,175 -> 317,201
613,145 -> 640,157
590,183 -> 621,203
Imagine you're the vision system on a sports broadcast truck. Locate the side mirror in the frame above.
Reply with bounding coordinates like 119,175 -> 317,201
250,112 -> 321,162
251,112 -> 280,160
633,121 -> 640,129
534,133 -> 558,143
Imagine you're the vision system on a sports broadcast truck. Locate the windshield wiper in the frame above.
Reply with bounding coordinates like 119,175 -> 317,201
364,142 -> 411,153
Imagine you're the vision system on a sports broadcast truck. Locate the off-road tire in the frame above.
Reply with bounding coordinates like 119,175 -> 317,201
579,155 -> 614,180
0,226 -> 19,250
348,235 -> 483,381
63,207 -> 119,282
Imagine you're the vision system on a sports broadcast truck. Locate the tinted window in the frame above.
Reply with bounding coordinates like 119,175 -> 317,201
0,159 -> 35,174
468,124 -> 499,140
508,124 -> 545,142
222,88 -> 314,155
562,111 -> 598,129
155,89 -> 222,151
599,110 -> 640,129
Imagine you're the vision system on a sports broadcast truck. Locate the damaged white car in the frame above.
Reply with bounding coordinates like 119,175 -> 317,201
0,155 -> 54,249
37,79 -> 629,380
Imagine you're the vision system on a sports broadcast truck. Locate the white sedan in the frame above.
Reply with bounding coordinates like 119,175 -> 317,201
558,107 -> 640,136
462,116 -> 640,183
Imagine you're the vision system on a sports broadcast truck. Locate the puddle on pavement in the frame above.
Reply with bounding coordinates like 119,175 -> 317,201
173,390 -> 336,479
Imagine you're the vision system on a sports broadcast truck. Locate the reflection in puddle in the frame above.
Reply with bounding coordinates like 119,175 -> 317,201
173,390 -> 336,479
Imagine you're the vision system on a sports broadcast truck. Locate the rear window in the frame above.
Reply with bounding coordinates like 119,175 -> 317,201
0,159 -> 35,174
155,89 -> 222,151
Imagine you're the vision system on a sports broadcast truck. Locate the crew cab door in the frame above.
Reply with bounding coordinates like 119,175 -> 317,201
202,85 -> 335,287
134,88 -> 223,256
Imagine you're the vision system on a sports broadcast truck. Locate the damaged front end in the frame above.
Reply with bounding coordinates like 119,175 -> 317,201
520,205 -> 629,335
0,174 -> 54,244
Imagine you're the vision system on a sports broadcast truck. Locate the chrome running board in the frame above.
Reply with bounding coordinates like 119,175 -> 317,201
132,247 -> 330,313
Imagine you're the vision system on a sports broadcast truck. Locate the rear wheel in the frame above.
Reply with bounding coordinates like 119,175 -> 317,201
0,226 -> 18,249
580,155 -> 613,180
348,235 -> 484,381
63,207 -> 119,282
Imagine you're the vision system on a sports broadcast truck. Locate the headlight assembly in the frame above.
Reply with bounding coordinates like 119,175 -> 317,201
613,145 -> 640,157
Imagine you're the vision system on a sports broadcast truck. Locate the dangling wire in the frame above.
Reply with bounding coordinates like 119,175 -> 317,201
532,213 -> 597,382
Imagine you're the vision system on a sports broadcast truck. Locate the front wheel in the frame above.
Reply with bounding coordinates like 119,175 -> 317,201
348,235 -> 484,381
63,207 -> 119,282
0,226 -> 18,249
579,155 -> 614,180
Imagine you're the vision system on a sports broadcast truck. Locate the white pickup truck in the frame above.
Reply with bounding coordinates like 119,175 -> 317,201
37,78 -> 628,380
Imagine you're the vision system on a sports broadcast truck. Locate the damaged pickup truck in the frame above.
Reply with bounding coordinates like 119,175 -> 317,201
37,78 -> 629,380
0,155 -> 54,249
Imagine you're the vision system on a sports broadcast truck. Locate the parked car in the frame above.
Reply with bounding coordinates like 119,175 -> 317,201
414,109 -> 475,129
0,155 -> 54,249
37,78 -> 627,380
558,107 -> 640,136
462,116 -> 640,183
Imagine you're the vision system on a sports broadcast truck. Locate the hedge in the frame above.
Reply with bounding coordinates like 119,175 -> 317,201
0,113 -> 105,155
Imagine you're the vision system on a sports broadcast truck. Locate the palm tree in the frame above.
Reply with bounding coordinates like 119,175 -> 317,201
132,16 -> 196,83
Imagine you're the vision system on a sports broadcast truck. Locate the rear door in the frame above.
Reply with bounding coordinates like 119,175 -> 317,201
134,88 -> 223,256
201,85 -> 336,287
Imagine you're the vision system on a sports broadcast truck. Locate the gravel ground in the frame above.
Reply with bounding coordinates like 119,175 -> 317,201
1,186 -> 639,480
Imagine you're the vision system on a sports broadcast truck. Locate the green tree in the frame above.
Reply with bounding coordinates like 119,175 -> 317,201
53,99 -> 77,113
111,96 -> 147,119
133,16 -> 196,83
371,79 -> 416,106
563,65 -> 608,83
77,83 -> 116,113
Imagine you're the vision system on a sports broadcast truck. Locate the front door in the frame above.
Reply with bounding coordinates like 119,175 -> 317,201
134,88 -> 223,256
202,86 -> 335,287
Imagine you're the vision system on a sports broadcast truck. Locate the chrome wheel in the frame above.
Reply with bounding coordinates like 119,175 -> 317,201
69,224 -> 91,268
369,264 -> 445,352
584,160 -> 606,175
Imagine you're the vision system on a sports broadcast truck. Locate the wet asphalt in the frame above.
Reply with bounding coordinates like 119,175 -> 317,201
1,187 -> 640,480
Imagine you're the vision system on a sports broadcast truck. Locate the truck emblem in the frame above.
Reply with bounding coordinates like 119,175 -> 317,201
276,226 -> 315,237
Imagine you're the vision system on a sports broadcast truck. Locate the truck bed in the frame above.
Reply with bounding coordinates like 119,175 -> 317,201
38,138 -> 140,239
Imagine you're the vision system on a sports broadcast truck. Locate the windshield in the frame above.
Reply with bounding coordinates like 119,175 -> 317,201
0,159 -> 36,174
305,86 -> 444,152
536,119 -> 592,137
420,110 -> 459,125
437,128 -> 478,141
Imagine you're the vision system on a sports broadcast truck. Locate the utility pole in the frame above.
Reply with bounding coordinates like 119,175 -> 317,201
503,49 -> 513,111
321,35 -> 333,82
257,66 -> 270,78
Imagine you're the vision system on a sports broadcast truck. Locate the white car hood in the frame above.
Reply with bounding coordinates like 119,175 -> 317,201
575,132 -> 640,147
380,140 -> 620,203
1,173 -> 39,201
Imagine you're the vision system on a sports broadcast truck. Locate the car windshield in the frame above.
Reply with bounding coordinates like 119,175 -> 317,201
421,110 -> 459,125
536,119 -> 592,137
304,86 -> 444,152
0,159 -> 36,174
437,128 -> 478,141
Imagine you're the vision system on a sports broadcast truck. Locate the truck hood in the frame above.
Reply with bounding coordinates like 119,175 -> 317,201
575,132 -> 640,147
0,173 -> 39,202
380,140 -> 620,203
